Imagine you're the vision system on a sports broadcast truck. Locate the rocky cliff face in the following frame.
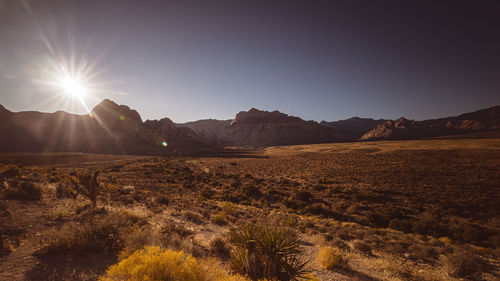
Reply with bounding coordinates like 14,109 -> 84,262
222,108 -> 346,146
1,101 -> 498,153
176,119 -> 232,144
360,106 -> 500,141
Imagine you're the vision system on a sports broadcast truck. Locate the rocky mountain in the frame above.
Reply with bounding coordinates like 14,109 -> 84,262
1,101 -> 499,154
320,117 -> 387,139
176,119 -> 232,143
360,106 -> 500,140
221,108 -> 347,147
0,99 -> 212,154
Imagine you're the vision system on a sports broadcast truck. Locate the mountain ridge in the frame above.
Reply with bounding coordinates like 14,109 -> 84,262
0,100 -> 499,154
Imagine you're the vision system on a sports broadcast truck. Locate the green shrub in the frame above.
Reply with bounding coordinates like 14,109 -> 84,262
229,224 -> 309,281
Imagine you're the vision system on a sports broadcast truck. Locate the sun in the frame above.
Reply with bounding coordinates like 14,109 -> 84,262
59,74 -> 87,100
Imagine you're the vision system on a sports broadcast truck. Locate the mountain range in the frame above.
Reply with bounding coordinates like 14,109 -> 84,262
0,99 -> 498,154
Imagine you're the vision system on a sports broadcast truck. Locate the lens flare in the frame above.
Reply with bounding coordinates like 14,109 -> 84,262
59,74 -> 87,99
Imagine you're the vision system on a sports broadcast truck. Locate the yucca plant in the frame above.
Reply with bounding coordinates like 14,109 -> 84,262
229,224 -> 310,281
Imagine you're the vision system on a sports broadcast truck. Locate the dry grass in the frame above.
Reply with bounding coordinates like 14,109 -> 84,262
1,138 -> 499,280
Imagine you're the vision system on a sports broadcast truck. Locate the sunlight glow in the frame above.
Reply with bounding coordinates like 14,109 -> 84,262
59,74 -> 87,99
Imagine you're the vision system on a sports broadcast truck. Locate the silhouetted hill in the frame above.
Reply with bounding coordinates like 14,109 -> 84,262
1,101 -> 499,154
360,106 -> 500,140
320,117 -> 387,139
0,99 -> 212,154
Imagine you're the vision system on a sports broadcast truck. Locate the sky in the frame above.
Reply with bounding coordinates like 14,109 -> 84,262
0,0 -> 499,123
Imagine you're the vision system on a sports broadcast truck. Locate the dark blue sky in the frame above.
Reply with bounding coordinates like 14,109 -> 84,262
1,0 -> 499,122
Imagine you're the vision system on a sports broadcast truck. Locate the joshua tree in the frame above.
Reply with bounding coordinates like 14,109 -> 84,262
79,171 -> 99,208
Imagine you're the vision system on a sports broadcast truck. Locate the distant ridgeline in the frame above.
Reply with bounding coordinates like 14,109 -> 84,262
0,100 -> 499,154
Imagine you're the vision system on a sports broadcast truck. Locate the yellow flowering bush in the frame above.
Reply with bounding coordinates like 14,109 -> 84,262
316,246 -> 345,270
99,246 -> 248,281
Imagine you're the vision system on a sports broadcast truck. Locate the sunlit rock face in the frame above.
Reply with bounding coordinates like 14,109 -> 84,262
222,108 -> 346,147
360,117 -> 424,140
360,106 -> 500,141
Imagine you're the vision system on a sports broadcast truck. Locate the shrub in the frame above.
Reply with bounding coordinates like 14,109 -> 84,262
211,212 -> 227,226
445,250 -> 489,278
209,237 -> 230,258
0,164 -> 20,179
156,220 -> 194,250
99,246 -> 249,281
243,185 -> 261,198
5,181 -> 42,201
388,218 -> 412,233
119,226 -> 153,260
408,244 -> 439,264
316,246 -> 345,270
221,201 -> 235,215
156,195 -> 169,206
56,184 -> 77,199
352,240 -> 371,255
200,187 -> 215,199
183,211 -> 204,224
294,191 -> 313,202
229,224 -> 309,281
40,211 -> 140,253
304,203 -> 331,217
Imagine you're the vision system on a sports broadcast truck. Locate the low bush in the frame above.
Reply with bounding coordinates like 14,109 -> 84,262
0,164 -> 20,179
99,246 -> 249,281
119,226 -> 153,260
316,246 -> 345,270
211,212 -> 227,226
408,244 -> 439,264
243,185 -> 261,198
156,220 -> 194,250
40,211 -> 140,254
209,237 -> 230,259
221,201 -> 235,215
294,191 -> 313,202
445,250 -> 489,279
200,187 -> 215,199
352,240 -> 371,255
5,181 -> 42,201
183,211 -> 204,224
